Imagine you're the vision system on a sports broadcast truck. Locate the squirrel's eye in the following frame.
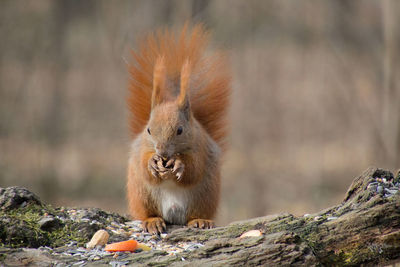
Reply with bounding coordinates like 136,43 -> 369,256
147,128 -> 151,135
177,126 -> 183,135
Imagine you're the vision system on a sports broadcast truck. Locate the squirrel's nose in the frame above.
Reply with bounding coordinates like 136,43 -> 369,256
158,151 -> 168,160
155,146 -> 169,159
155,143 -> 171,159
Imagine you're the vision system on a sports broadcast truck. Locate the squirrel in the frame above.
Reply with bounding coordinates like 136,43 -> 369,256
126,24 -> 231,234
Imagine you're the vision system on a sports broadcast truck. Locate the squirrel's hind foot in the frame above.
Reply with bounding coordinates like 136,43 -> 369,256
142,217 -> 166,235
187,219 -> 215,229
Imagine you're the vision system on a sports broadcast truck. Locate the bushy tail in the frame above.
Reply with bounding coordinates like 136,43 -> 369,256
128,24 -> 231,150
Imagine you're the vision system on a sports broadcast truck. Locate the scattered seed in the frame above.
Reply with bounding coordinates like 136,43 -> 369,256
314,216 -> 322,221
377,186 -> 383,194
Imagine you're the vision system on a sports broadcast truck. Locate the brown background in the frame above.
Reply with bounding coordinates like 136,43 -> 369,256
1,0 -> 399,225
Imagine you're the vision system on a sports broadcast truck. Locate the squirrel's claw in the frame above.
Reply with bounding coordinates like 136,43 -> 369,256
149,168 -> 159,179
148,154 -> 171,179
176,172 -> 183,181
172,158 -> 184,181
187,219 -> 215,229
165,158 -> 175,168
148,154 -> 184,181
148,156 -> 162,179
142,217 -> 166,235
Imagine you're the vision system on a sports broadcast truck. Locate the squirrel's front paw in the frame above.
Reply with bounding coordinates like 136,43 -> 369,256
164,157 -> 185,181
173,158 -> 185,181
148,154 -> 169,179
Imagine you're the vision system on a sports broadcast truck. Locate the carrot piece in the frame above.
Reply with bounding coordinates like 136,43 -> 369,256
104,240 -> 138,252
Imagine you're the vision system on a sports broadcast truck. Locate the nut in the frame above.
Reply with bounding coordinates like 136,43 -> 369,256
239,229 -> 262,238
86,229 -> 109,249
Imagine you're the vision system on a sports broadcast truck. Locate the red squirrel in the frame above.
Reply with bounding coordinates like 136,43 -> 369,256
126,24 -> 231,234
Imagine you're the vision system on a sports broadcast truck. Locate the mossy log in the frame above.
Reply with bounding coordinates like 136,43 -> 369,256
1,167 -> 400,266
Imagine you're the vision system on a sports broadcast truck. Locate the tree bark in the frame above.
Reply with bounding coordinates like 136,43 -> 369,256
1,167 -> 400,266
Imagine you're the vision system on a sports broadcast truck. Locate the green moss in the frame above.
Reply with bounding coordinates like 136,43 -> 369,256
3,203 -> 44,221
47,223 -> 88,247
0,204 -> 46,248
0,203 -> 92,248
224,224 -> 254,237
330,245 -> 380,266
296,216 -> 384,266
261,215 -> 308,235
0,254 -> 5,261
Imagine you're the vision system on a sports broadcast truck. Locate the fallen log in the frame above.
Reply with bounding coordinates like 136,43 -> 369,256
0,167 -> 399,266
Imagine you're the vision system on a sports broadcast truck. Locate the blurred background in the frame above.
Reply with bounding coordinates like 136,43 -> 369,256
1,0 -> 399,225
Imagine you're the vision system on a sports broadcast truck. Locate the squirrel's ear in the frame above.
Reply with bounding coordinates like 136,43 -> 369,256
177,59 -> 191,114
151,56 -> 166,109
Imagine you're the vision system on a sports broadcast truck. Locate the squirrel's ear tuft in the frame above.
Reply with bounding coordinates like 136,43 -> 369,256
178,59 -> 191,115
151,56 -> 166,109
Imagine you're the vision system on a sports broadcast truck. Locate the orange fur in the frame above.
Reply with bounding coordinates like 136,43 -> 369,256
177,59 -> 191,107
127,24 -> 231,149
152,56 -> 167,108
126,24 -> 230,233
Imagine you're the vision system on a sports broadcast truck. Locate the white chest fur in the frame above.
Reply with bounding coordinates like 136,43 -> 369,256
158,180 -> 190,225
